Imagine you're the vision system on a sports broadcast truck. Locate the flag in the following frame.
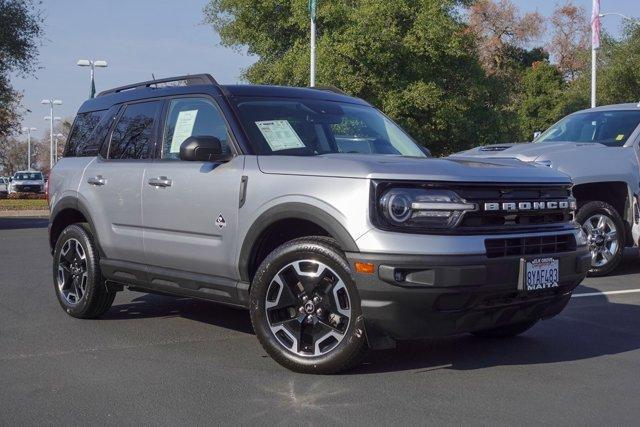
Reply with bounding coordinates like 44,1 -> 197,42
591,0 -> 601,49
90,78 -> 96,99
309,0 -> 317,22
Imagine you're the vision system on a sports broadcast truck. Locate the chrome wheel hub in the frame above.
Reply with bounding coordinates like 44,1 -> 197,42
57,238 -> 88,305
583,214 -> 619,268
265,260 -> 351,357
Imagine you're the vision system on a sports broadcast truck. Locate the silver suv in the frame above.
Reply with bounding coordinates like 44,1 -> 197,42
48,74 -> 590,373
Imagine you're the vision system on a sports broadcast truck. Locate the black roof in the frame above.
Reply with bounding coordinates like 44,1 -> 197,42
78,74 -> 369,113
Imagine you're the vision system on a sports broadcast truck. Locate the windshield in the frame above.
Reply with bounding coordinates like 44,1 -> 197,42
536,110 -> 640,147
232,97 -> 426,157
14,172 -> 43,180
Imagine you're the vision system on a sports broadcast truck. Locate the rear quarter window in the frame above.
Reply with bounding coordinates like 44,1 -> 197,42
64,110 -> 108,157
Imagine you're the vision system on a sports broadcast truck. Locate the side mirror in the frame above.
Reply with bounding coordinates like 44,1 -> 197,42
8,178 -> 12,182
179,136 -> 230,162
533,131 -> 542,140
419,145 -> 432,157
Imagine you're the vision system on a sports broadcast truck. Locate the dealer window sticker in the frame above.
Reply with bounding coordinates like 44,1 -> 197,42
255,120 -> 305,151
170,109 -> 199,153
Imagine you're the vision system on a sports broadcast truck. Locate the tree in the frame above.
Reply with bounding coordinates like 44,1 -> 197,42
596,25 -> 640,105
0,0 -> 43,138
204,0 -> 512,155
35,119 -> 71,175
547,1 -> 590,80
468,0 -> 544,75
0,136 -> 29,175
517,61 -> 570,140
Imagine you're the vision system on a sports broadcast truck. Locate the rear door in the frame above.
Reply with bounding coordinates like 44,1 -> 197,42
79,100 -> 163,264
141,95 -> 243,280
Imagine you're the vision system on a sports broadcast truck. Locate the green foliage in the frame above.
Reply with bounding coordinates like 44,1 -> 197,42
0,0 -> 43,138
597,26 -> 640,105
205,0 -> 511,155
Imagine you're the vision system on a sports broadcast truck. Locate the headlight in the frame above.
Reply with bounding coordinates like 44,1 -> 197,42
378,188 -> 477,230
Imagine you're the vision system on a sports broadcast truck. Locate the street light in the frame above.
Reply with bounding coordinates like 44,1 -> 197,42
41,99 -> 62,170
77,59 -> 108,98
21,127 -> 37,171
53,133 -> 64,163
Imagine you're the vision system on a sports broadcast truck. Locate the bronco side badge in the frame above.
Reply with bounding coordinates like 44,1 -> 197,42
215,213 -> 227,229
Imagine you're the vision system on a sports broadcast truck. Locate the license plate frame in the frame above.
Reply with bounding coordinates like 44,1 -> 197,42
518,257 -> 560,292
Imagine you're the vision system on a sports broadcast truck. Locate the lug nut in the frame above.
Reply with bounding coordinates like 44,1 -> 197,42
313,296 -> 321,304
316,308 -> 323,316
302,295 -> 309,303
306,314 -> 315,323
299,306 -> 305,314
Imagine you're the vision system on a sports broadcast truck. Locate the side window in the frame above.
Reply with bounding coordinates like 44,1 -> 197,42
162,97 -> 232,160
64,110 -> 107,157
108,101 -> 162,160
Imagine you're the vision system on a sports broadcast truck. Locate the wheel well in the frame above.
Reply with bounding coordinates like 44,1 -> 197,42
573,182 -> 629,219
50,208 -> 87,250
246,218 -> 332,281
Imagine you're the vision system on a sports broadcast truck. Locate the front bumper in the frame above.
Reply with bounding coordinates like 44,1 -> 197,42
346,247 -> 591,349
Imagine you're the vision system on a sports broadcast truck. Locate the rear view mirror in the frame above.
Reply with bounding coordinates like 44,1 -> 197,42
179,136 -> 231,162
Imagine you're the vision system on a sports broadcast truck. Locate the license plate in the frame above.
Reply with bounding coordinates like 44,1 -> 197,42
520,257 -> 559,292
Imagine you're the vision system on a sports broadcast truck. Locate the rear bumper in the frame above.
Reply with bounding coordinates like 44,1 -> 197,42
346,247 -> 591,348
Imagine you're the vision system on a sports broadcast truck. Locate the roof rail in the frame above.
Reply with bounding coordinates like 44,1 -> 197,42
97,74 -> 218,97
311,85 -> 348,96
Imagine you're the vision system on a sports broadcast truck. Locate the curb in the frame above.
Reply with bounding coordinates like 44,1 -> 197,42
0,210 -> 50,218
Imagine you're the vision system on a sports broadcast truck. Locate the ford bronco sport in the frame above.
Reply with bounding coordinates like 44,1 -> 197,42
49,74 -> 590,373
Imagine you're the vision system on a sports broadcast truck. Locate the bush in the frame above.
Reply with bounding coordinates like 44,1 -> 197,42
0,191 -> 7,200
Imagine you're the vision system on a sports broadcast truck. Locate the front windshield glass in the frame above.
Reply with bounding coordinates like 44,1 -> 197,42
232,97 -> 426,157
14,172 -> 43,180
536,110 -> 640,147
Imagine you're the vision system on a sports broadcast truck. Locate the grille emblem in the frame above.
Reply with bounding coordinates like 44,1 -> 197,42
484,201 -> 570,212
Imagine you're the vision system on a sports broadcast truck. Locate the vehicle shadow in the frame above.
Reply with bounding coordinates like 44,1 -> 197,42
350,284 -> 640,375
103,293 -> 254,335
105,282 -> 640,375
0,217 -> 48,230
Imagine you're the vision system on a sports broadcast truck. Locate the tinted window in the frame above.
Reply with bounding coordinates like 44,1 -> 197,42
108,101 -> 162,159
537,110 -> 640,147
162,97 -> 231,160
64,110 -> 107,157
14,172 -> 43,180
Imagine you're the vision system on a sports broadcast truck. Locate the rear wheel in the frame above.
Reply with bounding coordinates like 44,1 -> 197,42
577,201 -> 625,277
250,237 -> 367,374
471,319 -> 538,338
52,224 -> 115,319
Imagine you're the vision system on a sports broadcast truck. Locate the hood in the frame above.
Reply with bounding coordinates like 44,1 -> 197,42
257,154 -> 570,183
454,141 -> 608,163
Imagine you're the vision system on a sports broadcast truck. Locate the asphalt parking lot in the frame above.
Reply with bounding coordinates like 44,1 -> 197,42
1,218 -> 639,425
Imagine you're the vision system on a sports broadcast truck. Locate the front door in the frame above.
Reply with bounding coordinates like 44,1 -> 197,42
141,96 -> 243,280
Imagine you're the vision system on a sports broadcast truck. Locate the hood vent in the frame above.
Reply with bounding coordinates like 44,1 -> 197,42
480,145 -> 511,152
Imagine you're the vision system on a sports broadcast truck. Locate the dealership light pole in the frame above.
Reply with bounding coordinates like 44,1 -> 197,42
41,98 -> 62,170
309,0 -> 317,87
77,59 -> 108,98
21,127 -> 37,171
53,133 -> 64,163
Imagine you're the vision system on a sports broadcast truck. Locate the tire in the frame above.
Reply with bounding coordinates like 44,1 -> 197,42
471,319 -> 538,338
250,236 -> 368,374
52,223 -> 116,319
576,201 -> 625,277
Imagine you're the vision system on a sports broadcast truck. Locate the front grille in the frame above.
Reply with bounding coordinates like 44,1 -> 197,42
456,184 -> 573,232
485,234 -> 576,258
15,185 -> 40,192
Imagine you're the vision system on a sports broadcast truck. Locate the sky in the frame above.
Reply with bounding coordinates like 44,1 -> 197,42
12,0 -> 640,142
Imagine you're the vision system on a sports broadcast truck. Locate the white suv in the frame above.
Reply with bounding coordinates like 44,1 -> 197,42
9,171 -> 45,194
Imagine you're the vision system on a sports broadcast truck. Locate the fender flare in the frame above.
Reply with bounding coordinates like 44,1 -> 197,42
49,196 -> 103,256
238,202 -> 359,282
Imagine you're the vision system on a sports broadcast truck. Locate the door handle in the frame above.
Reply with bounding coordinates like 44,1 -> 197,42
148,176 -> 172,188
87,175 -> 106,186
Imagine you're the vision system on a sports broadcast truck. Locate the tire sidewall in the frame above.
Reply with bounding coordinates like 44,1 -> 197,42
250,239 -> 366,373
52,224 -> 102,316
576,201 -> 625,276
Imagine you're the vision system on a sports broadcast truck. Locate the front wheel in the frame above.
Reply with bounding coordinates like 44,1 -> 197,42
249,237 -> 367,374
577,201 -> 625,277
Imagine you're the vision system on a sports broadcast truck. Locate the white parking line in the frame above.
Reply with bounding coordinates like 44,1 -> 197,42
572,289 -> 640,298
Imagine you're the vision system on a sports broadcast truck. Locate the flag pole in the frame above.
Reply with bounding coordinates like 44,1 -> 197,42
310,6 -> 316,87
591,0 -> 601,108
